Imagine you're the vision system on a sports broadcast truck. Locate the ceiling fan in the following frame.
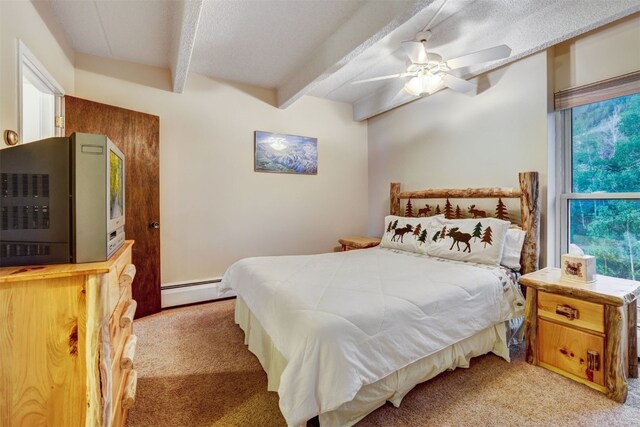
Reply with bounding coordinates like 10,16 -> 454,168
352,31 -> 511,97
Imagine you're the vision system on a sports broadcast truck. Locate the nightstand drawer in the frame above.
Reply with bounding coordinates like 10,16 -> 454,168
538,318 -> 605,386
538,291 -> 604,333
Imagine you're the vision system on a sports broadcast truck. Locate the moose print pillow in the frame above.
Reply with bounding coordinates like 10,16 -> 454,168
380,215 -> 439,254
426,217 -> 510,266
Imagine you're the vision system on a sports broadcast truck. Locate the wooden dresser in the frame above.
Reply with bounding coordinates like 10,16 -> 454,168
520,267 -> 639,403
0,241 -> 138,426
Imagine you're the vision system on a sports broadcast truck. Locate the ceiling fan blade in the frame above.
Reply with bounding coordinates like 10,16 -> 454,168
401,41 -> 428,64
443,74 -> 477,94
446,44 -> 511,70
351,73 -> 411,84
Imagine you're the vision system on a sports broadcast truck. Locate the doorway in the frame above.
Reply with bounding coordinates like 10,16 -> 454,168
64,96 -> 161,318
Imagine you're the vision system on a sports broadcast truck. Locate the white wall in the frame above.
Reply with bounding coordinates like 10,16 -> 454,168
554,13 -> 640,91
368,52 -> 550,265
74,54 -> 368,284
0,0 -> 74,143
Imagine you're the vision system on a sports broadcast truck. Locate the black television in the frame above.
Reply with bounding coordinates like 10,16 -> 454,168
0,132 -> 125,266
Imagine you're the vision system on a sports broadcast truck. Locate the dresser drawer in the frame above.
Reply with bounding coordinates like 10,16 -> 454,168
109,298 -> 137,365
107,259 -> 136,427
111,341 -> 129,418
109,299 -> 137,425
111,335 -> 137,421
112,397 -> 127,427
111,369 -> 138,426
110,322 -> 132,409
108,247 -> 135,316
538,318 -> 605,386
538,291 -> 604,333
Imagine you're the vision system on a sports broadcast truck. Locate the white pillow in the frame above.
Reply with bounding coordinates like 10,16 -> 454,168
426,217 -> 510,266
380,215 -> 439,254
501,228 -> 526,270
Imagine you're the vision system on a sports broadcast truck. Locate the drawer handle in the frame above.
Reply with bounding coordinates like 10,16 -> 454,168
121,334 -> 138,370
120,299 -> 138,328
119,264 -> 136,288
555,304 -> 579,320
122,369 -> 138,409
587,350 -> 600,372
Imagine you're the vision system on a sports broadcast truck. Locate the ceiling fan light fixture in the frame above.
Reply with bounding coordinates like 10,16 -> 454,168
404,76 -> 423,96
404,72 -> 443,96
353,32 -> 510,97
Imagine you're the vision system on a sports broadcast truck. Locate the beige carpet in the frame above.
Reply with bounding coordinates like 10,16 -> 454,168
126,299 -> 640,427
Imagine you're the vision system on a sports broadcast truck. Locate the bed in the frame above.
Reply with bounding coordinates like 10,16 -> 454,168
220,171 -> 541,426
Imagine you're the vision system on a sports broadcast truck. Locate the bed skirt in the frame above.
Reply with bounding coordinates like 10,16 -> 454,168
235,296 -> 515,427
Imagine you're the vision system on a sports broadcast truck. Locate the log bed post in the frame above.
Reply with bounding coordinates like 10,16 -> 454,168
390,182 -> 401,216
518,171 -> 540,274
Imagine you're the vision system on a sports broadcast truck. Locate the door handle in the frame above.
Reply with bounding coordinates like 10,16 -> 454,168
587,350 -> 600,371
555,304 -> 579,320
149,221 -> 160,229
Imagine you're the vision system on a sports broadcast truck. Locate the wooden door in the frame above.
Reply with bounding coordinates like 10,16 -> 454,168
64,96 -> 160,318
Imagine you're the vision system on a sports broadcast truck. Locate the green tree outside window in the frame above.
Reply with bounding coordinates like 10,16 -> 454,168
568,93 -> 639,280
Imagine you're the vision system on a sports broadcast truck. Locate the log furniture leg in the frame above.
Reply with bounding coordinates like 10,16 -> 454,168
524,288 -> 538,365
605,305 -> 628,403
628,300 -> 638,378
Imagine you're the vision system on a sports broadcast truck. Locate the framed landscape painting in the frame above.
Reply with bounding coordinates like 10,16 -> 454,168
254,131 -> 318,175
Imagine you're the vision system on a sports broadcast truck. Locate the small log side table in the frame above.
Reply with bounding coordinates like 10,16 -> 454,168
338,236 -> 381,251
519,267 -> 640,403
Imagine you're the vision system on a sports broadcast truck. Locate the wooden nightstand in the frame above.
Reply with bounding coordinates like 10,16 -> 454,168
519,267 -> 640,403
338,236 -> 381,251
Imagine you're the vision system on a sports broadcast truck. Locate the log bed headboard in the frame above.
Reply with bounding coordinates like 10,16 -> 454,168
390,171 -> 540,274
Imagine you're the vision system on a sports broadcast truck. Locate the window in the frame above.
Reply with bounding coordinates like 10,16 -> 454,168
558,92 -> 640,280
18,41 -> 64,143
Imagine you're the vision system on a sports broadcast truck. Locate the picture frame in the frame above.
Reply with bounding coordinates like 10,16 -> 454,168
254,130 -> 318,175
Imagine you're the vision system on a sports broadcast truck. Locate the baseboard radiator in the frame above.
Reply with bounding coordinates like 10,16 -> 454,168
161,278 -> 235,308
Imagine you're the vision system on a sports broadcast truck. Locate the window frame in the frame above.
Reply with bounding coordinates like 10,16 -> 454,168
17,40 -> 64,143
556,96 -> 640,270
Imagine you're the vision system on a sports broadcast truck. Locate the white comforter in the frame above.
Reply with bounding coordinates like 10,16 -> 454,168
221,247 -> 523,426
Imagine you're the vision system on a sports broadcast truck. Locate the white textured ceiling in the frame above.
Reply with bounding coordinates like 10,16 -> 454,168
190,0 -> 365,88
48,0 -> 177,69
44,0 -> 640,120
319,0 -> 640,120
